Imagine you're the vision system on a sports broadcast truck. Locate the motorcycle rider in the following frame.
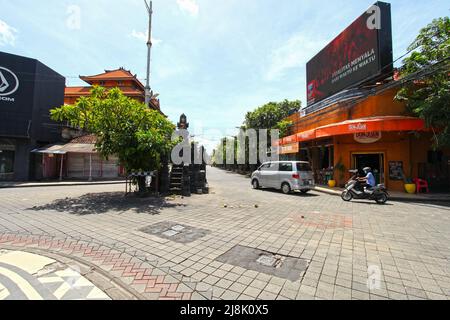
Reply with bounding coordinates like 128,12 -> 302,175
358,167 -> 376,194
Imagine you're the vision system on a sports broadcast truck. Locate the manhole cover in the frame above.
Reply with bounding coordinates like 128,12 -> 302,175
216,245 -> 309,281
171,225 -> 185,232
257,255 -> 277,267
162,230 -> 179,237
139,222 -> 210,243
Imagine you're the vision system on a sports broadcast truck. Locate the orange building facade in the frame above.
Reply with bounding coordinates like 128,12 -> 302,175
64,67 -> 161,111
278,87 -> 450,192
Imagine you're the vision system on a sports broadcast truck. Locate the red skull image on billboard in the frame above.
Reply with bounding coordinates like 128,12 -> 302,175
306,1 -> 393,106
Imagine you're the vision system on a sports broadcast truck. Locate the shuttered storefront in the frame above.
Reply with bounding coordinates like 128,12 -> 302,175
67,154 -> 119,179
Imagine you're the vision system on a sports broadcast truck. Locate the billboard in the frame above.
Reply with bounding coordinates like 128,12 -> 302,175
0,51 -> 65,141
306,1 -> 393,106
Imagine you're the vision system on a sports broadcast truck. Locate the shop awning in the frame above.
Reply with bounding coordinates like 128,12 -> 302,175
31,143 -> 97,155
296,129 -> 317,142
60,143 -> 96,154
31,144 -> 67,155
280,129 -> 317,146
315,116 -> 427,138
278,116 -> 427,146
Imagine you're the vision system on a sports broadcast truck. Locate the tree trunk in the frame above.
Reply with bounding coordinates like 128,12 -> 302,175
137,176 -> 148,196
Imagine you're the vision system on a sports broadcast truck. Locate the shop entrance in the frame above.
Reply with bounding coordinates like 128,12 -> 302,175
352,153 -> 385,185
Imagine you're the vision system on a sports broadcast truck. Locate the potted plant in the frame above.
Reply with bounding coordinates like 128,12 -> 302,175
402,167 -> 416,194
328,168 -> 337,188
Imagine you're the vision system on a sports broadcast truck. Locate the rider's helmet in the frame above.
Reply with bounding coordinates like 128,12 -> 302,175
363,167 -> 372,174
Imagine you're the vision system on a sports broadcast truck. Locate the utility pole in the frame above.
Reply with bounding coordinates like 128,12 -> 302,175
144,0 -> 153,108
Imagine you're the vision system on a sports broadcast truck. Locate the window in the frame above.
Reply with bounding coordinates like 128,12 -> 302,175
117,81 -> 123,86
279,163 -> 293,172
296,162 -> 312,171
260,163 -> 271,171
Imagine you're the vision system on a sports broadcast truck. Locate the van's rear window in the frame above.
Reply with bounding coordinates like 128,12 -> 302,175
296,163 -> 312,171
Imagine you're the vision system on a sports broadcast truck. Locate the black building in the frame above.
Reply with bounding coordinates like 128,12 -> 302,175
0,51 -> 65,181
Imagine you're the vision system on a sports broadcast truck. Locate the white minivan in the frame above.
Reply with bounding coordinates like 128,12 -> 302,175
251,161 -> 315,194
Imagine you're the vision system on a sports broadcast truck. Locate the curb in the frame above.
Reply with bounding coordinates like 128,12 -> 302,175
0,181 -> 126,189
313,187 -> 450,203
0,244 -> 144,300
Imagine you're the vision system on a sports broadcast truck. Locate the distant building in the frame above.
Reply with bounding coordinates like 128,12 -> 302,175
33,134 -> 124,180
64,67 -> 161,111
0,51 -> 65,181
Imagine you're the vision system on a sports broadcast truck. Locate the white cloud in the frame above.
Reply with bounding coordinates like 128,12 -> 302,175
264,34 -> 326,81
130,30 -> 162,45
0,19 -> 18,47
177,0 -> 199,17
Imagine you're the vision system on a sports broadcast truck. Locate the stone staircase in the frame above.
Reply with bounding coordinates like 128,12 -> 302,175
169,164 -> 184,194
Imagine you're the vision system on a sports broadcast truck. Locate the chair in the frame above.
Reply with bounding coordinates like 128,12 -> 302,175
413,178 -> 429,194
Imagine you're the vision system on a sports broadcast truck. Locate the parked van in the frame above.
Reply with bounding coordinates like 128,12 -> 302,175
251,161 -> 315,194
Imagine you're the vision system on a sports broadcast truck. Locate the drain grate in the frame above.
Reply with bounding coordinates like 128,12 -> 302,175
216,245 -> 309,281
139,222 -> 210,243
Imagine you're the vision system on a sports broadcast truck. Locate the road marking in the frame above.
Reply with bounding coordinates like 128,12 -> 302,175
0,282 -> 10,299
0,266 -> 43,300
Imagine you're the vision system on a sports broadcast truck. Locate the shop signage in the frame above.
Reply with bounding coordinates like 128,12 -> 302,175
0,66 -> 19,102
349,123 -> 368,132
354,131 -> 381,143
280,143 -> 300,155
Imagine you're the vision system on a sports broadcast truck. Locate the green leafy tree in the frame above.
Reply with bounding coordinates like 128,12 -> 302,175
244,99 -> 300,133
275,120 -> 294,138
51,86 -> 176,193
395,17 -> 450,148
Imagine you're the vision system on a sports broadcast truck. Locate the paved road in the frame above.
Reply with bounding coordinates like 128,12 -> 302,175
0,167 -> 449,300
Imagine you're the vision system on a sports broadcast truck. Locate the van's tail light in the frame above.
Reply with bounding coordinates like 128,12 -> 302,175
292,173 -> 300,179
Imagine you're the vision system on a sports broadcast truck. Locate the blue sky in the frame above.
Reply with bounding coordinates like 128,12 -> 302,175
0,0 -> 448,151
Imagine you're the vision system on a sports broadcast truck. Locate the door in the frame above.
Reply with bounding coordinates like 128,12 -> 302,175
353,153 -> 385,185
266,162 -> 281,188
278,162 -> 294,188
259,163 -> 272,187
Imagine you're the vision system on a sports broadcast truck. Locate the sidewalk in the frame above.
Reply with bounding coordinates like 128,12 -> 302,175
0,180 -> 125,189
314,185 -> 450,203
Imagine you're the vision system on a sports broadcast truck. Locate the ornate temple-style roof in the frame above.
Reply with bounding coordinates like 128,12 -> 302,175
79,67 -> 145,90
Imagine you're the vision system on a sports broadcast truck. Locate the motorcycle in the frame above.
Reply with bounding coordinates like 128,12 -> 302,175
341,169 -> 389,204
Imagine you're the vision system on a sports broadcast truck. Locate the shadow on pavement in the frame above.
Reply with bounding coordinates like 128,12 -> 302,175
351,200 -> 394,206
28,192 -> 186,215
256,189 -> 319,198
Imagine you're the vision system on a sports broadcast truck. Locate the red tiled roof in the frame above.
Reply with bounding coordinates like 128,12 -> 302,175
64,86 -> 92,95
65,86 -> 144,97
69,134 -> 97,144
79,67 -> 145,90
80,68 -> 135,80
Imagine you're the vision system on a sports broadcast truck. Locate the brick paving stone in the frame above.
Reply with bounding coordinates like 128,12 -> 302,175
216,279 -> 233,290
1,167 -> 450,301
243,286 -> 262,298
258,291 -> 278,300
228,282 -> 247,294
237,276 -> 254,286
250,279 -> 267,290
298,285 -> 316,298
